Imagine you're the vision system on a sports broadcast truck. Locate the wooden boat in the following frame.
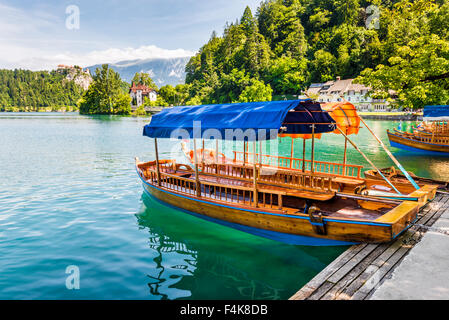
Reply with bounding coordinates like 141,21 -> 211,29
180,143 -> 436,205
388,105 -> 449,155
387,129 -> 449,155
137,100 -> 423,246
180,101 -> 438,205
364,167 -> 449,191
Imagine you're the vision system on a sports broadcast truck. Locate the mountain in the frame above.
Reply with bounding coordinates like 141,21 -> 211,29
87,57 -> 191,87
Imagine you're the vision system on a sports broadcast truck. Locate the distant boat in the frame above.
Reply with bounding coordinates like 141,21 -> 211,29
388,105 -> 449,155
136,100 -> 431,246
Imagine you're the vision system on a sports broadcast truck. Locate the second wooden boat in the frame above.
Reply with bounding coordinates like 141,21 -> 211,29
387,129 -> 449,155
387,105 -> 449,155
364,167 -> 449,191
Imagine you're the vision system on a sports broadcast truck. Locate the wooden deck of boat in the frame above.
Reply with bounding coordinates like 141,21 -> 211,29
289,192 -> 449,300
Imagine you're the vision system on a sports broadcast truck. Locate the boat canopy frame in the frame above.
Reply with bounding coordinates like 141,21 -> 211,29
143,99 -> 337,141
143,100 -> 421,198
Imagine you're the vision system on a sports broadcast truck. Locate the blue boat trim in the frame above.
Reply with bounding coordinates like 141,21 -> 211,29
389,140 -> 449,156
136,167 -> 392,228
142,186 -> 356,246
377,195 -> 419,201
389,131 -> 449,149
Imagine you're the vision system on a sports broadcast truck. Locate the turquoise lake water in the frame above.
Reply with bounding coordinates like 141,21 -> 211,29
1,112 -> 448,300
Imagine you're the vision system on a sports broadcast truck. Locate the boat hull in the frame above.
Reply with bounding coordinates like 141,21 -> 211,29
139,175 -> 415,246
388,130 -> 449,155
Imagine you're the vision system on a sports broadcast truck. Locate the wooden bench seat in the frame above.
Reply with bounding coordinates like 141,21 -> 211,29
334,177 -> 365,186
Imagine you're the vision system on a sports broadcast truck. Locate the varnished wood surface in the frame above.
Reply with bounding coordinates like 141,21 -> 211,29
388,130 -> 449,153
136,159 -> 421,243
289,193 -> 449,300
364,168 -> 448,191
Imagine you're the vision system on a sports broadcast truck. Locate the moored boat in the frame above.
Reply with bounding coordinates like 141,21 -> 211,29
364,167 -> 449,191
136,100 -> 423,246
388,105 -> 449,155
180,101 -> 438,205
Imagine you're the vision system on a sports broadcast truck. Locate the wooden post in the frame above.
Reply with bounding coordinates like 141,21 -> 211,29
243,141 -> 246,165
193,139 -> 201,197
215,139 -> 219,174
253,141 -> 258,207
154,138 -> 161,186
202,139 -> 205,165
311,124 -> 315,174
259,140 -> 263,171
290,137 -> 294,168
343,128 -> 348,176
302,138 -> 306,173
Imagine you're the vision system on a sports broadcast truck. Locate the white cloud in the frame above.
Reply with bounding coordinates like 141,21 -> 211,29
9,45 -> 195,70
0,3 -> 194,71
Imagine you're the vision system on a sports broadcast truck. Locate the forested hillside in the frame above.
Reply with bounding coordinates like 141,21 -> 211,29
185,0 -> 449,108
0,69 -> 85,111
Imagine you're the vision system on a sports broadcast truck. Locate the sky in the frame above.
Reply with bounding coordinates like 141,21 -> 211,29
0,0 -> 262,70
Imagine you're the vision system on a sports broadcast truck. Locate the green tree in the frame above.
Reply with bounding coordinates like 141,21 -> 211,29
132,72 -> 158,91
357,0 -> 449,109
239,79 -> 273,102
79,64 -> 131,115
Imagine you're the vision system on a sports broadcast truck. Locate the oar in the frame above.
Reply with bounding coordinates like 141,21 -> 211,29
336,127 -> 402,194
359,116 -> 420,190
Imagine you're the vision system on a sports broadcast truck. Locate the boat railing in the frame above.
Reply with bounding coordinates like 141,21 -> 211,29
232,151 -> 362,179
200,162 -> 335,193
140,163 -> 285,209
416,135 -> 449,144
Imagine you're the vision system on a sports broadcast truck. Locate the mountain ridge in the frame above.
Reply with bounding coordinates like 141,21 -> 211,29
88,56 -> 191,87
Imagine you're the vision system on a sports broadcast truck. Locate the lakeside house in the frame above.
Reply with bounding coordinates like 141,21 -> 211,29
129,82 -> 157,107
306,77 -> 396,112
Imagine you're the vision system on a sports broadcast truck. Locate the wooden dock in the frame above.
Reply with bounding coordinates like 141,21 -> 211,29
290,192 -> 449,300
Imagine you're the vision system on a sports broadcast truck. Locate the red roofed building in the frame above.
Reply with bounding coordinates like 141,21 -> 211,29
129,82 -> 157,107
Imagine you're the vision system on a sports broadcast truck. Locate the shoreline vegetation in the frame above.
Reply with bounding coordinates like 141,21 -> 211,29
0,0 -> 448,115
182,0 -> 449,109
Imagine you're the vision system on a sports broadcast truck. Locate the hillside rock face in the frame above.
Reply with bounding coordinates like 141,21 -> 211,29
65,68 -> 93,90
88,57 -> 190,86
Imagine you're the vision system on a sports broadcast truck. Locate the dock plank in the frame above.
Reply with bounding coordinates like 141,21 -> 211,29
289,244 -> 367,300
290,193 -> 449,300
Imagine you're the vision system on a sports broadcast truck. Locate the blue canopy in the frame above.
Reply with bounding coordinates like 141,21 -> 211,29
143,99 -> 336,141
423,105 -> 449,120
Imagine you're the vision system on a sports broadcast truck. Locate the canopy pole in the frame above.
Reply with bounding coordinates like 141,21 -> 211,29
154,138 -> 161,186
359,116 -> 420,190
202,139 -> 205,166
253,141 -> 258,207
343,129 -> 348,176
311,125 -> 315,174
215,139 -> 219,163
243,141 -> 246,165
336,127 -> 402,194
215,139 -> 219,174
290,138 -> 294,168
193,139 -> 201,197
259,140 -> 263,171
302,138 -> 306,173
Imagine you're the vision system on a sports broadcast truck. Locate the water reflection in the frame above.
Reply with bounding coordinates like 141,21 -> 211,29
135,193 -> 345,300
144,232 -> 197,300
